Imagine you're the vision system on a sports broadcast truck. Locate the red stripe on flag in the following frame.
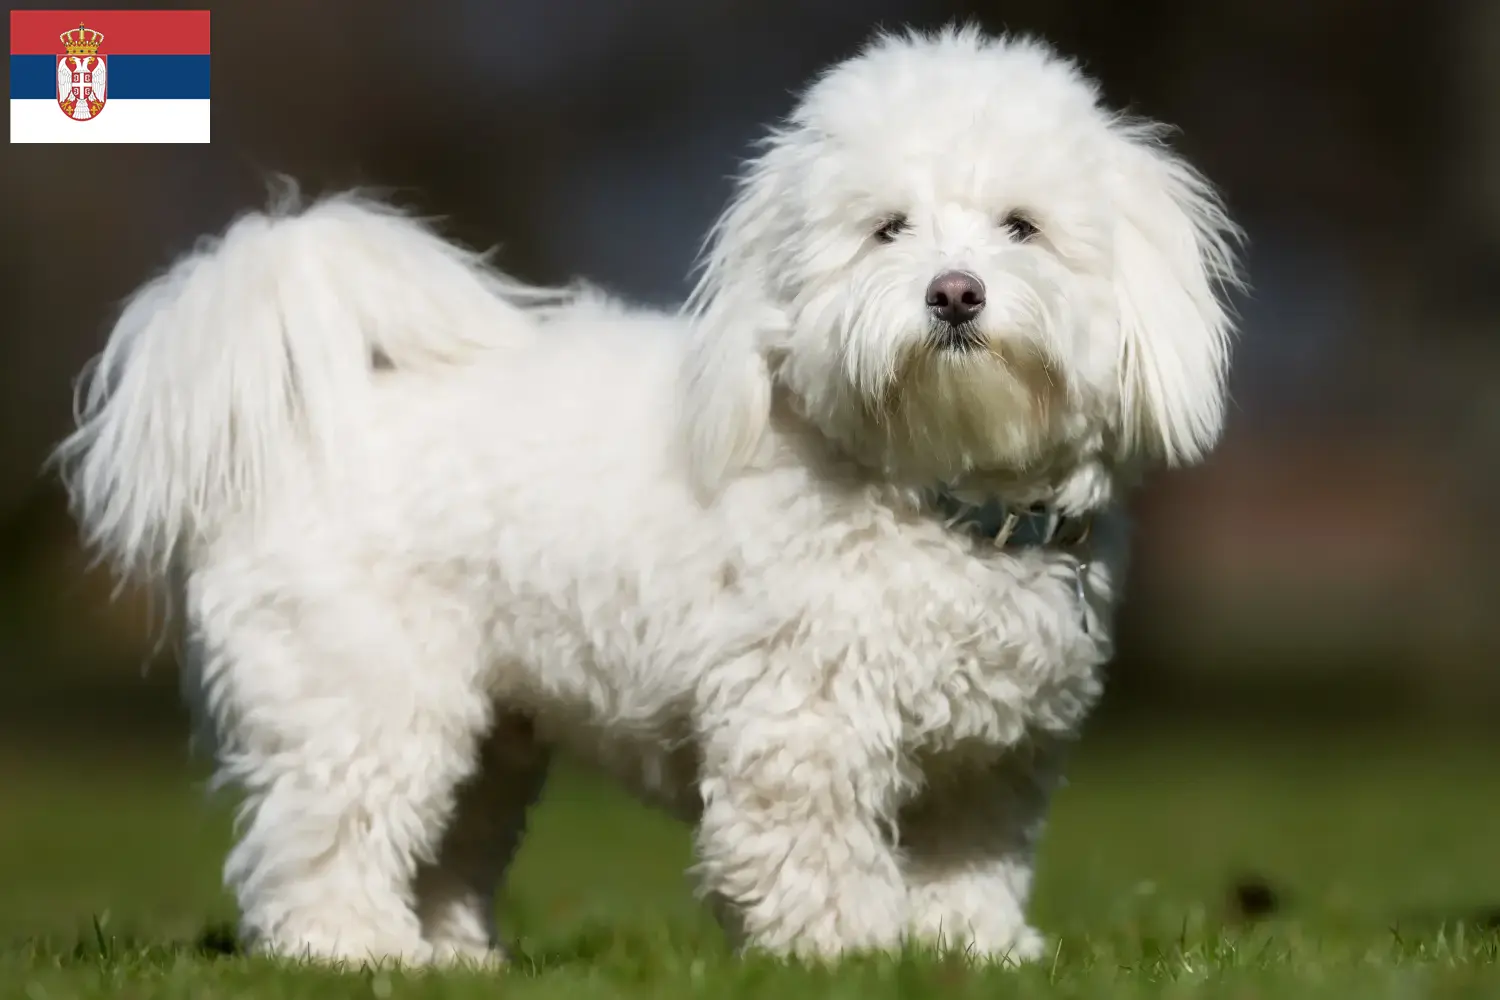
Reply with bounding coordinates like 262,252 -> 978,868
9,10 -> 210,55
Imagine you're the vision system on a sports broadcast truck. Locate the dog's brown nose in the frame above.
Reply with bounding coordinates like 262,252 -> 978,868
926,271 -> 986,325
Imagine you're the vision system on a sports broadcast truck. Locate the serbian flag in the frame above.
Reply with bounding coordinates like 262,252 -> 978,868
9,9 -> 210,143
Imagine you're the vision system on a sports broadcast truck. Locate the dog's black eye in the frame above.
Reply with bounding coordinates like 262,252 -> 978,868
873,214 -> 909,244
1002,211 -> 1040,243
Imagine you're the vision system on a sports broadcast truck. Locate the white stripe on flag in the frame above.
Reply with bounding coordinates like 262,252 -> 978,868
10,99 -> 211,144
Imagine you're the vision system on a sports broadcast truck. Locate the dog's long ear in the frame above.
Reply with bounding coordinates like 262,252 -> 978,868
1109,122 -> 1243,467
679,143 -> 796,498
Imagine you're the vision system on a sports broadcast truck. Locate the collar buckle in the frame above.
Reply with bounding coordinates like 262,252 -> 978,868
931,490 -> 1093,553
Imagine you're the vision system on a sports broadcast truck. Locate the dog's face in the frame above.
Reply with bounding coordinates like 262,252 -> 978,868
680,28 -> 1241,498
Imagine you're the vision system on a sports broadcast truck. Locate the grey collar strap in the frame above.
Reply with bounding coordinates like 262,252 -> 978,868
931,488 -> 1096,635
930,490 -> 1093,551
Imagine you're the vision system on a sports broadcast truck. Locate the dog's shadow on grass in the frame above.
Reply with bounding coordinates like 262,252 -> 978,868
178,919 -> 728,976
56,894 -> 1500,979
17,918 -> 245,970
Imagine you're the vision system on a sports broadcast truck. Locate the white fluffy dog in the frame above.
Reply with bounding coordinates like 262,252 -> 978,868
56,28 -> 1239,966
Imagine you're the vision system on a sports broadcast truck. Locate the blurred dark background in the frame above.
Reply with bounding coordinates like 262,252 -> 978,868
4,0 -> 1500,761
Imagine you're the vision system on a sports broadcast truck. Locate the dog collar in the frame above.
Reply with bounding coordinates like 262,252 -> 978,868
929,489 -> 1097,636
929,490 -> 1092,552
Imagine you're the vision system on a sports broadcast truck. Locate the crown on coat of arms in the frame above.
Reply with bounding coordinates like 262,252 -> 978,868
61,23 -> 104,56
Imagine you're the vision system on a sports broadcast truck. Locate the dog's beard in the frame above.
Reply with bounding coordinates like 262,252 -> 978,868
874,334 -> 1060,480
792,328 -> 1065,484
796,273 -> 1067,483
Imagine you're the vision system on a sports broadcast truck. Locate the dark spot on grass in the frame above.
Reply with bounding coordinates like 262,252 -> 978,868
193,921 -> 240,958
1229,875 -> 1282,921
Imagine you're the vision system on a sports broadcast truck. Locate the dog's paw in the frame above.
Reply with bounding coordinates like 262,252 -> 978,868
246,926 -> 438,969
990,924 -> 1046,965
909,918 -> 1047,966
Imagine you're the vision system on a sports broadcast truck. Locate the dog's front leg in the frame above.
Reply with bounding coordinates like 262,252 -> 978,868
899,739 -> 1065,963
691,670 -> 910,960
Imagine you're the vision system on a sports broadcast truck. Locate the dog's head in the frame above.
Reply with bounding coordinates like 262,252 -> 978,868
679,27 -> 1241,499
681,29 -> 1242,500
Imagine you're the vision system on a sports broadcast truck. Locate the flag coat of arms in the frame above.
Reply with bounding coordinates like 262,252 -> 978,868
9,10 -> 210,143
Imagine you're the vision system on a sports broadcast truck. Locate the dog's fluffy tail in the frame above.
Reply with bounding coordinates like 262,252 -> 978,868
54,191 -> 565,581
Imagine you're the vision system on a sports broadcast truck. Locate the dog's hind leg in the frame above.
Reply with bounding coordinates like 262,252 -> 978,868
188,570 -> 495,967
413,710 -> 550,964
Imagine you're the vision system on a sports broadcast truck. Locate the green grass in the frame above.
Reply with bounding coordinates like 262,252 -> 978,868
3,726 -> 1499,998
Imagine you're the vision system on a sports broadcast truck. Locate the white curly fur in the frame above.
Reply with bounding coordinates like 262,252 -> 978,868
54,28 -> 1239,966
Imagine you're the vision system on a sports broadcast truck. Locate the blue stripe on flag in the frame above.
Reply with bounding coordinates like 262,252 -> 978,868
10,54 -> 210,100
